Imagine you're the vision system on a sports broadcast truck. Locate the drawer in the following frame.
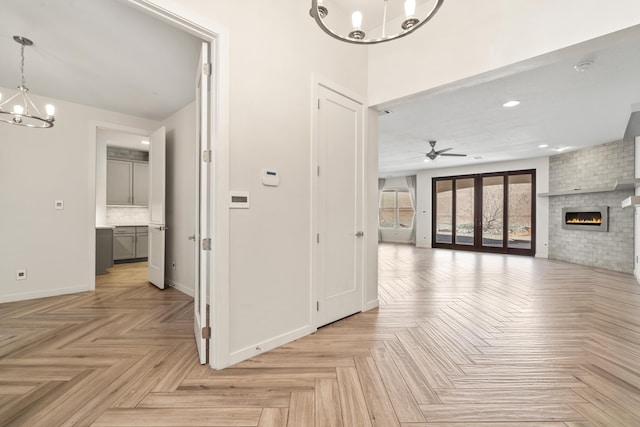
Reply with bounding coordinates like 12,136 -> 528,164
135,226 -> 148,235
114,226 -> 136,235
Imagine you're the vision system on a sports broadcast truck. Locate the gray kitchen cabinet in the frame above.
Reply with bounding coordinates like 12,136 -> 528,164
96,227 -> 114,274
107,159 -> 149,206
133,162 -> 149,206
113,226 -> 148,262
135,226 -> 148,259
113,227 -> 136,260
107,159 -> 133,205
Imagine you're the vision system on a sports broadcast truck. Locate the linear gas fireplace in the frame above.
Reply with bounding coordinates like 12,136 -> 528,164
562,206 -> 609,232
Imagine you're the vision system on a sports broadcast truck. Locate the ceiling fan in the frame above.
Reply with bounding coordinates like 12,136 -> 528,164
423,140 -> 467,161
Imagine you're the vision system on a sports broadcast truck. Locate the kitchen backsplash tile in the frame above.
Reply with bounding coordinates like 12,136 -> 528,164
106,206 -> 149,225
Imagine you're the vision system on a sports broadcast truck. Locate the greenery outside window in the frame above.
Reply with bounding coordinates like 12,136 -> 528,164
380,190 -> 415,228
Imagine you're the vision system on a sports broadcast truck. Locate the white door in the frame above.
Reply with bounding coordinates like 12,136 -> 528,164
148,126 -> 167,289
194,42 -> 211,364
316,85 -> 364,327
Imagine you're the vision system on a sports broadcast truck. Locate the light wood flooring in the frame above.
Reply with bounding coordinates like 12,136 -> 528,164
2,245 -> 640,426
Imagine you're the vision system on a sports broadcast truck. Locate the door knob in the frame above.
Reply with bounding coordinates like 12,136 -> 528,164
187,235 -> 196,241
355,231 -> 364,237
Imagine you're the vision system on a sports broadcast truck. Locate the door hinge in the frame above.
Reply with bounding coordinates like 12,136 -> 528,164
202,150 -> 212,163
316,301 -> 320,311
202,238 -> 212,251
203,62 -> 212,76
317,166 -> 320,176
202,326 -> 211,339
317,233 -> 320,244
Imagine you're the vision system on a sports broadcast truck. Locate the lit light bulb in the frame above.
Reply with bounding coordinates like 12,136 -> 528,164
404,0 -> 416,17
13,105 -> 24,115
45,104 -> 55,116
352,11 -> 363,29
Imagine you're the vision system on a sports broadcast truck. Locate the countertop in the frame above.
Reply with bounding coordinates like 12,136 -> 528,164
96,224 -> 148,228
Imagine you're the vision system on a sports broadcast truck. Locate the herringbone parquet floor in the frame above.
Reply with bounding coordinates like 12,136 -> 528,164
2,245 -> 640,426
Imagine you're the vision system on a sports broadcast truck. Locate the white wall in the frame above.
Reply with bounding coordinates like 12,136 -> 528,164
368,1 -> 640,106
415,157 -> 550,258
158,0 -> 372,363
164,101 -> 197,297
0,88 -> 159,303
633,136 -> 640,281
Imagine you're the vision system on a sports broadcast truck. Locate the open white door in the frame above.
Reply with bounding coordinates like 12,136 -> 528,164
148,126 -> 167,289
194,42 -> 211,364
315,85 -> 364,327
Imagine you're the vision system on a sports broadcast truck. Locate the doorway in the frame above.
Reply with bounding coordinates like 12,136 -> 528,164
86,1 -> 230,369
432,169 -> 536,255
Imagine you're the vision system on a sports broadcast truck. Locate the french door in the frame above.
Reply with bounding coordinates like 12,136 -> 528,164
432,170 -> 535,256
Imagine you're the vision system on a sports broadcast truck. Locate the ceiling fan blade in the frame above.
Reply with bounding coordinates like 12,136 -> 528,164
440,153 -> 467,157
435,147 -> 453,155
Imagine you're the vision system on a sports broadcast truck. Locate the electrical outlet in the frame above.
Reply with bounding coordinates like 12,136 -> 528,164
16,269 -> 27,280
55,200 -> 64,210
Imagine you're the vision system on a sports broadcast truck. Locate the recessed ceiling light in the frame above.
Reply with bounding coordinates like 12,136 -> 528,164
538,144 -> 549,148
574,61 -> 593,72
502,100 -> 520,108
141,140 -> 150,145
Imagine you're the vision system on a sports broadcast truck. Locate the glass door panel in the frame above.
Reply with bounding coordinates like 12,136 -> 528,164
508,174 -> 532,249
482,176 -> 504,248
435,180 -> 452,244
455,178 -> 474,246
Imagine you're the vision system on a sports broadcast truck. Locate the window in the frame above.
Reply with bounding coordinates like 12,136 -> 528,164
380,190 -> 415,228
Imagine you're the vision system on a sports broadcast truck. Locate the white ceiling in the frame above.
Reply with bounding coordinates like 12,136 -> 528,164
0,0 -> 202,121
2,1 -> 639,177
378,25 -> 640,176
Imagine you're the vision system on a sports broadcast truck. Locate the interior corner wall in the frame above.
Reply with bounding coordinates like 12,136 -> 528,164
368,1 -> 640,106
164,101 -> 197,297
0,88 -> 160,304
168,1 -> 369,363
635,136 -> 640,281
365,108 -> 379,310
415,157 -> 550,258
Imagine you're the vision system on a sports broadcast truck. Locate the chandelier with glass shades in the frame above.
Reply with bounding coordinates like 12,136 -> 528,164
310,0 -> 444,45
0,36 -> 55,128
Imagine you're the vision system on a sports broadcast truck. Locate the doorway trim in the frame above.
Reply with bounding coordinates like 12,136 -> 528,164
85,0 -> 230,370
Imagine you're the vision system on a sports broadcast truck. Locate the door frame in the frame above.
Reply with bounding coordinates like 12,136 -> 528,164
310,75 -> 367,329
86,0 -> 231,369
431,169 -> 536,256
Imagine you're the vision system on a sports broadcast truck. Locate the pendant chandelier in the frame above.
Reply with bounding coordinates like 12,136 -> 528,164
0,36 -> 55,128
310,0 -> 444,45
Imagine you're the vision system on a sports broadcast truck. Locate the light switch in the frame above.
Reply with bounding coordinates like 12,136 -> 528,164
55,200 -> 64,210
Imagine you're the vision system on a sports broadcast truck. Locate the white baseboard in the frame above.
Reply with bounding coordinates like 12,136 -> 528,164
229,324 -> 315,366
165,278 -> 194,297
364,298 -> 379,311
0,285 -> 90,304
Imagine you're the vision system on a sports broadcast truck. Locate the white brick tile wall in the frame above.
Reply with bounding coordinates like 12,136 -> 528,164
548,140 -> 634,273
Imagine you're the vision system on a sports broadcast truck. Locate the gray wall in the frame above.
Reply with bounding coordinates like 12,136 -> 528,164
548,140 -> 634,273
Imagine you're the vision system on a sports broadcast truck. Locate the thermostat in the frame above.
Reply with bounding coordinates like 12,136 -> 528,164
230,191 -> 250,209
262,169 -> 279,186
